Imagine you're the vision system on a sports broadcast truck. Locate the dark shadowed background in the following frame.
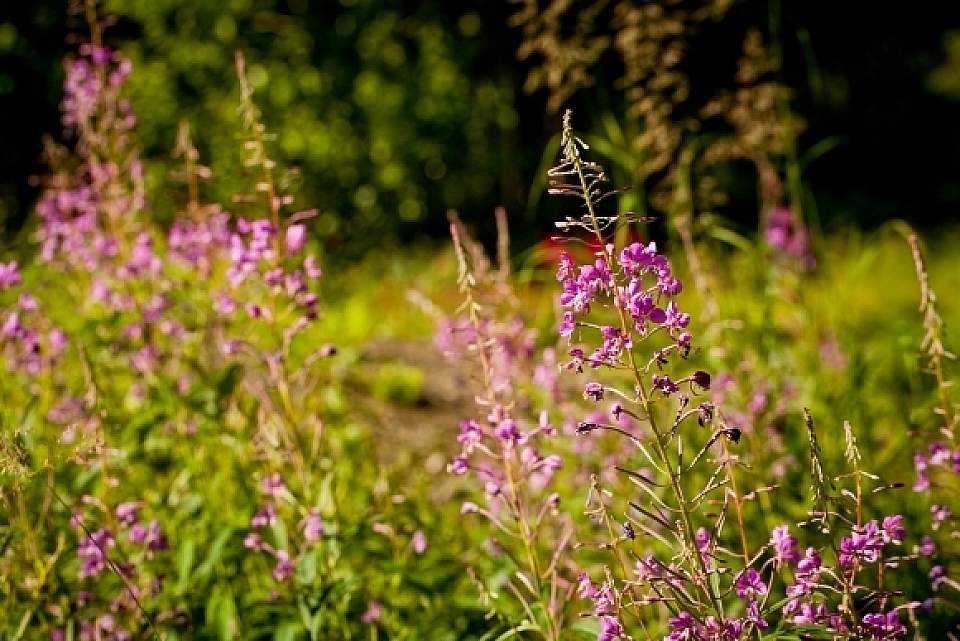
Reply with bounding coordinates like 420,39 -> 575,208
1,0 -> 958,253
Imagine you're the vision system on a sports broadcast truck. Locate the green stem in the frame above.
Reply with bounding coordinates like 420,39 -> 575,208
573,153 -> 724,620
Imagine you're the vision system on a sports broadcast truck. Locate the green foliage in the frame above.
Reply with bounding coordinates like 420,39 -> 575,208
103,0 -> 517,249
2,2 -> 960,637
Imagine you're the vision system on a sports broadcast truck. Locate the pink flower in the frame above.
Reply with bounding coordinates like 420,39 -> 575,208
304,255 -> 322,279
285,224 -> 307,254
770,525 -> 800,565
0,261 -> 20,289
361,601 -> 382,624
304,511 -> 324,543
272,549 -> 294,581
411,530 -> 427,555
244,533 -> 265,551
261,472 -> 286,497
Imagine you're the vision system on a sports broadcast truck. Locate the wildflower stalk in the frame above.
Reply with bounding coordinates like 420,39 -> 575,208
908,232 -> 957,440
719,437 -> 751,565
450,218 -> 559,640
232,51 -> 319,498
564,111 -> 725,619
236,51 -> 282,257
454,226 -> 541,587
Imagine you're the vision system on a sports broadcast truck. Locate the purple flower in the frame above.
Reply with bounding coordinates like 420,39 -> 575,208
862,611 -> 907,640
457,419 -> 483,449
618,241 -> 658,275
90,45 -> 112,66
411,530 -> 427,555
598,614 -> 624,641
931,504 -> 952,529
770,525 -> 800,565
244,533 -> 265,551
559,311 -> 575,338
493,417 -> 520,443
839,521 -> 885,568
747,599 -> 768,631
0,261 -> 20,289
448,456 -> 469,475
77,528 -> 114,578
558,256 -> 613,314
930,564 -> 947,589
115,502 -> 140,528
361,601 -> 382,624
124,518 -> 146,544
791,601 -> 829,625
261,473 -> 286,497
881,515 -> 906,544
796,547 -> 822,580
285,224 -> 307,254
667,612 -> 699,641
653,301 -> 690,332
703,616 -> 743,640
913,456 -> 930,492
690,370 -> 711,391
696,402 -> 715,427
48,328 -> 68,357
583,382 -> 604,402
2,312 -> 20,339
304,255 -> 322,279
251,504 -> 276,529
585,326 -> 631,367
144,519 -> 168,552
929,441 -> 951,465
734,568 -> 768,598
214,293 -> 236,316
577,572 -> 599,599
272,549 -> 294,582
765,206 -> 815,269
652,374 -> 679,397
695,527 -> 711,554
304,511 -> 325,543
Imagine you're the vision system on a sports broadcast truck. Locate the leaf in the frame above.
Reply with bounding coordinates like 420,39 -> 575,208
175,537 -> 196,594
493,623 -> 540,641
706,226 -> 753,252
709,570 -> 721,605
273,621 -> 304,641
297,547 -> 318,585
215,364 -> 242,404
799,135 -> 846,170
206,588 -> 238,641
194,527 -> 234,582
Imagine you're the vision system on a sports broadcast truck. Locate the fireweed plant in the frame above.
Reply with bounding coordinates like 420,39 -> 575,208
442,212 -> 578,640
1,7 -> 469,639
908,234 -> 960,610
2,4 -> 959,641
2,13 -> 176,637
534,112 -> 925,640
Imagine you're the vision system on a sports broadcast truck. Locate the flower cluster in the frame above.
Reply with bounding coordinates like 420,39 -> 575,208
1,292 -> 68,374
764,206 -> 815,269
543,113 -> 927,641
244,473 -> 326,583
58,497 -> 171,641
913,441 -> 960,492
557,240 -> 690,360
442,216 -> 574,639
